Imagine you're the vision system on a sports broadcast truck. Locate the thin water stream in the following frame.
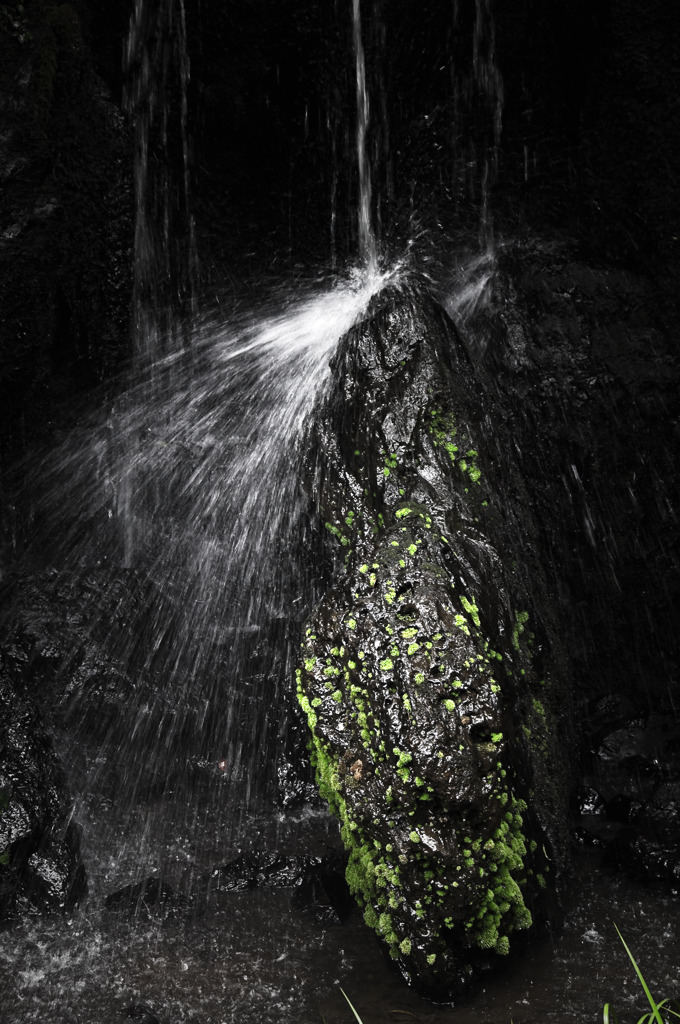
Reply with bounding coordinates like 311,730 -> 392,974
125,0 -> 197,364
352,0 -> 378,271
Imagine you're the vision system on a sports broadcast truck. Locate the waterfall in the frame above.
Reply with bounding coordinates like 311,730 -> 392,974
125,0 -> 197,366
472,0 -> 503,250
352,0 -> 378,271
452,0 -> 504,252
118,0 -> 198,564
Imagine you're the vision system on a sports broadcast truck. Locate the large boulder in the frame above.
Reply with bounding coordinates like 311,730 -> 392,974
294,279 -> 571,997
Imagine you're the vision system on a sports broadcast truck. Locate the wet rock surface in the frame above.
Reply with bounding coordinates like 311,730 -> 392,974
0,670 -> 86,919
295,279 -> 571,997
469,241 -> 680,899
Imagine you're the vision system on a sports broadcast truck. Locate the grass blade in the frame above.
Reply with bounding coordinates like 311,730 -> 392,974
615,925 -> 665,1024
340,988 -> 365,1024
657,1000 -> 680,1021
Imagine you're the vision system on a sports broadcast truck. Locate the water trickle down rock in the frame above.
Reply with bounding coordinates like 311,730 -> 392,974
294,279 -> 570,997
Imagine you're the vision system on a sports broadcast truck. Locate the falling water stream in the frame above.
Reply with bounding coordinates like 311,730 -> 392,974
125,0 -> 197,365
450,0 -> 503,253
0,0 -> 678,1022
352,0 -> 378,271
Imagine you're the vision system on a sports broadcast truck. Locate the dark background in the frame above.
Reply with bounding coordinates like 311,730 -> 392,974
1,0 -> 679,465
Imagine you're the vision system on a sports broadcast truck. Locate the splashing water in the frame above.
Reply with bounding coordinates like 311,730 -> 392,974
25,266 -> 393,859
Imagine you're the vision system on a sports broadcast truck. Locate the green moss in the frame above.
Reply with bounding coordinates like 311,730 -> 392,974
325,522 -> 349,545
512,611 -> 530,651
459,595 -> 481,628
463,796 -> 533,955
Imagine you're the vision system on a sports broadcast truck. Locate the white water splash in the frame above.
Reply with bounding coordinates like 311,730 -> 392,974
443,251 -> 496,323
28,266 -> 394,824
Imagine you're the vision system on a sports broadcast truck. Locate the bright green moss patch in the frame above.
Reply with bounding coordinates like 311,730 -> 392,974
325,521 -> 350,545
463,796 -> 533,954
460,595 -> 481,628
512,611 -> 530,651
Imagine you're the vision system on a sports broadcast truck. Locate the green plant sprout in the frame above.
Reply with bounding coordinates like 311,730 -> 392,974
603,925 -> 680,1024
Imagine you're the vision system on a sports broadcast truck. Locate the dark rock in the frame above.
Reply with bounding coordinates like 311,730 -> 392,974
572,787 -> 605,817
0,568 -> 226,773
211,852 -> 305,893
202,849 -> 352,924
295,279 -> 571,997
211,849 -> 348,901
483,242 -> 680,734
0,570 -> 136,728
0,671 -> 86,919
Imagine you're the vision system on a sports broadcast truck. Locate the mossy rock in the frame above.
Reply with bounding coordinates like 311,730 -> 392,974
295,280 -> 570,997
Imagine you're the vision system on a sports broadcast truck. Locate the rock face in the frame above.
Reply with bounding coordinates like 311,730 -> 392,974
476,241 -> 680,895
0,671 -> 86,918
295,280 -> 570,997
